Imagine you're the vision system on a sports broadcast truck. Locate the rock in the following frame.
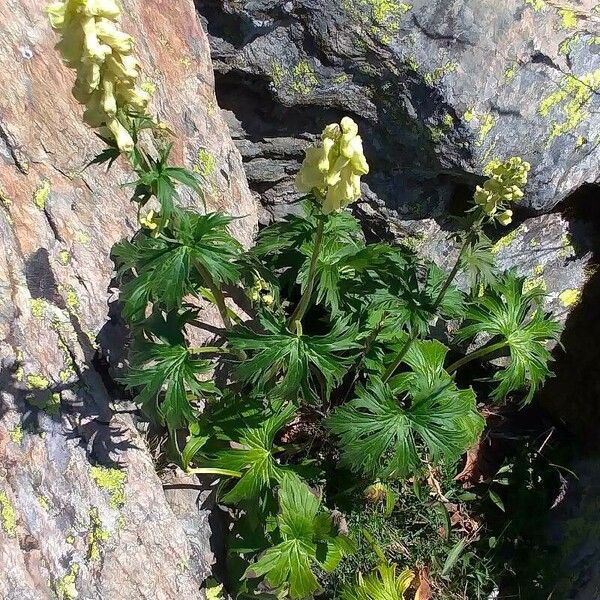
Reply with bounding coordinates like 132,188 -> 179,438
0,0 -> 257,598
198,0 -> 600,219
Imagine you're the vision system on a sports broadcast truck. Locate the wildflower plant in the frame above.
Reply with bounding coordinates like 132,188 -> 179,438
49,3 -> 562,598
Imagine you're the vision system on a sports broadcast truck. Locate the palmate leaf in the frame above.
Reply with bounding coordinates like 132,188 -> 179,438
120,311 -> 217,430
113,211 -> 241,319
340,563 -> 415,600
370,260 -> 466,341
202,403 -> 298,504
454,271 -> 562,403
227,311 -> 360,403
460,239 -> 497,291
245,474 -> 355,599
327,340 -> 484,479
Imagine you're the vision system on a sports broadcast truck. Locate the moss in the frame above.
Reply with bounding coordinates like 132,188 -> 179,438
399,233 -> 425,252
193,148 -> 216,178
58,249 -> 71,265
27,374 -> 50,390
90,466 -> 126,508
559,288 -> 581,307
54,563 -> 80,600
424,61 -> 458,86
33,180 -> 51,210
31,298 -> 47,318
87,507 -> 110,561
492,226 -> 521,254
290,60 -> 319,96
10,425 -> 23,444
539,70 -> 600,145
0,491 -> 17,538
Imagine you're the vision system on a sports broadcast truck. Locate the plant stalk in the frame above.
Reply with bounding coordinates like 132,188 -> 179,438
446,341 -> 508,374
194,260 -> 233,330
383,224 -> 480,382
288,217 -> 326,333
187,346 -> 232,355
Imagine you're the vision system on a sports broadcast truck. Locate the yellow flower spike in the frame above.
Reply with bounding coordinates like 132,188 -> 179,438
107,118 -> 134,153
49,0 -> 149,154
296,116 -> 369,214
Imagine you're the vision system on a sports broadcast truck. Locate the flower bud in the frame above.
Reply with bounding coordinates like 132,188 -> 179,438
497,209 -> 513,226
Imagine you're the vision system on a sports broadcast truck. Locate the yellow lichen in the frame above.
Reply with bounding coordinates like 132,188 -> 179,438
58,249 -> 71,265
342,0 -> 412,43
523,276 -> 547,293
33,180 -> 51,210
271,60 -> 285,87
75,231 -> 90,246
65,288 -> 79,311
505,64 -> 518,82
559,34 -> 580,56
90,466 -> 126,509
525,0 -> 546,10
54,563 -> 80,600
10,425 -> 23,444
492,226 -> 522,254
559,288 -> 581,307
193,148 -> 216,178
87,507 -> 110,561
424,61 -> 458,86
31,298 -> 47,318
37,496 -> 51,511
477,113 -> 496,145
539,70 -> 600,145
290,60 -> 319,96
0,491 -> 17,538
463,110 -> 475,123
27,374 -> 50,390
559,8 -> 577,29
141,79 -> 157,95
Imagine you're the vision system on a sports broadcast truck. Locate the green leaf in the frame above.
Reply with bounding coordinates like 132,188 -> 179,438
327,340 -> 484,479
112,211 -> 241,318
202,403 -> 298,504
441,539 -> 467,577
454,271 -> 562,402
244,474 -> 355,599
228,311 -> 360,403
122,313 -> 217,430
488,489 -> 505,512
340,563 -> 415,600
461,240 -> 497,291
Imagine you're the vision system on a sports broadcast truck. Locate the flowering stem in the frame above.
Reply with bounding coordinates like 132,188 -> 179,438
446,341 -> 508,374
187,346 -> 233,355
289,217 -> 326,333
194,260 -> 232,330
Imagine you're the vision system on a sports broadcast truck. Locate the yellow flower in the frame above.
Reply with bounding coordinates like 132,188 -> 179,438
139,209 -> 159,231
474,157 -> 530,225
296,117 -> 369,214
48,0 -> 149,153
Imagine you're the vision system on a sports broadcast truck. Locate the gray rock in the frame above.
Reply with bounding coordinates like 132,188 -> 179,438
198,0 -> 600,217
0,0 -> 257,598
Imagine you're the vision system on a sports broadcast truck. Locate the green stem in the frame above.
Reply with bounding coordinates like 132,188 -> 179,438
187,346 -> 232,355
194,260 -> 232,330
383,224 -> 481,382
446,341 -> 508,374
186,467 -> 242,478
288,217 -> 326,333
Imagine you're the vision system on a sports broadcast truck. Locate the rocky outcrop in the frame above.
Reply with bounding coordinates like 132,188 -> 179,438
0,1 -> 257,598
199,0 -> 600,220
